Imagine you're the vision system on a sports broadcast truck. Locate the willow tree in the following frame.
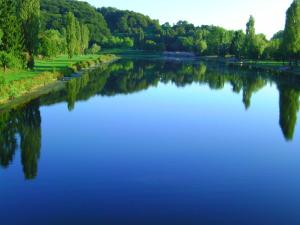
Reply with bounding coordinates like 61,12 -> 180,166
283,0 -> 300,63
19,0 -> 40,69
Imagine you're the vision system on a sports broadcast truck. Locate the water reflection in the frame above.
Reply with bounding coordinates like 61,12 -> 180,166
1,58 -> 300,179
0,100 -> 41,179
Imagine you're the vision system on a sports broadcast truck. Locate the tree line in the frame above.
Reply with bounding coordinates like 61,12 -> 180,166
0,0 -> 96,72
1,0 -> 300,72
42,0 -> 300,62
99,1 -> 300,62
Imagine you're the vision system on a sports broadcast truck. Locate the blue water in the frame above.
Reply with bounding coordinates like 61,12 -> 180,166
1,59 -> 300,225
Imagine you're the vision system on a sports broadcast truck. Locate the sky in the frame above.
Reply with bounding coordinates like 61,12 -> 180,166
87,0 -> 293,39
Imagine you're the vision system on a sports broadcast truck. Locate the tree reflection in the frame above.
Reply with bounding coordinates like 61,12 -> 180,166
0,99 -> 42,179
278,85 -> 300,141
2,58 -> 300,180
19,100 -> 42,179
0,112 -> 17,168
242,77 -> 266,110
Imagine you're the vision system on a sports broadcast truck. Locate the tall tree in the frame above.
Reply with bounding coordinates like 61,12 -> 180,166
81,24 -> 90,54
66,12 -> 77,58
19,0 -> 40,69
244,15 -> 256,59
75,20 -> 82,55
230,30 -> 245,59
0,0 -> 23,54
283,0 -> 300,63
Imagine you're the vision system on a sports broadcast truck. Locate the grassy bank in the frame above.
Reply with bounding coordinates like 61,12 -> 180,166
0,54 -> 117,104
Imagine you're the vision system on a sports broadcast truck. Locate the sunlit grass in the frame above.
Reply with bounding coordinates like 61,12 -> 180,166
0,55 -> 100,82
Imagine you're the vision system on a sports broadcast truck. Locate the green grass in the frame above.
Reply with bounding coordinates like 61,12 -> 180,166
0,54 -> 117,105
0,54 -> 100,82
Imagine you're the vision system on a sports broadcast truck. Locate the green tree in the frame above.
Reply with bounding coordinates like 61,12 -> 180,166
0,0 -> 24,54
0,0 -> 25,71
0,29 -> 3,45
264,38 -> 282,60
0,51 -> 21,72
283,0 -> 300,63
75,20 -> 82,55
252,34 -> 268,60
81,24 -> 90,54
66,12 -> 77,58
19,0 -> 40,69
123,37 -> 134,48
195,40 -> 207,55
39,29 -> 65,58
230,30 -> 245,59
244,15 -> 256,59
89,43 -> 101,54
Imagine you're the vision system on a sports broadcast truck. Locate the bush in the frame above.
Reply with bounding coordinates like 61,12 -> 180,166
0,52 -> 24,72
88,44 -> 101,54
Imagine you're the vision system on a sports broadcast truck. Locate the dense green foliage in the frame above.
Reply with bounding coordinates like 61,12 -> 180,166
98,5 -> 296,61
0,0 -> 300,74
0,0 -> 24,71
19,0 -> 41,69
283,0 -> 300,62
39,29 -> 66,57
40,0 -> 110,43
0,0 -> 96,73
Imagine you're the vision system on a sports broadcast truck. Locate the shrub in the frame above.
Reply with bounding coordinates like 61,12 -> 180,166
0,52 -> 24,72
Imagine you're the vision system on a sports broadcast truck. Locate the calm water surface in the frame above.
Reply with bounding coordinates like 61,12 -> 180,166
1,58 -> 300,225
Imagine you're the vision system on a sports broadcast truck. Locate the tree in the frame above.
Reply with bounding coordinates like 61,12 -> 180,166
0,0 -> 25,71
230,30 -> 245,59
264,39 -> 282,60
195,40 -> 207,55
0,52 -> 18,72
39,29 -> 65,58
75,20 -> 82,55
252,34 -> 268,60
66,12 -> 77,58
0,0 -> 24,55
283,0 -> 300,63
80,24 -> 90,54
0,29 -> 3,46
90,43 -> 101,54
123,37 -> 134,48
244,15 -> 256,59
19,0 -> 40,69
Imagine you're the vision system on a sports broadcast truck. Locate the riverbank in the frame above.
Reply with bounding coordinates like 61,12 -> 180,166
201,56 -> 300,75
104,49 -> 300,76
0,54 -> 118,105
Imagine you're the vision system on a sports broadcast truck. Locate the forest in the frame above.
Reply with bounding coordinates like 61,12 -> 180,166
0,0 -> 300,72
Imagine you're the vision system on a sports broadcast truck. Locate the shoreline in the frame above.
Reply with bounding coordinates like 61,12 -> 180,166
200,56 -> 300,76
104,50 -> 299,76
0,54 -> 118,109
